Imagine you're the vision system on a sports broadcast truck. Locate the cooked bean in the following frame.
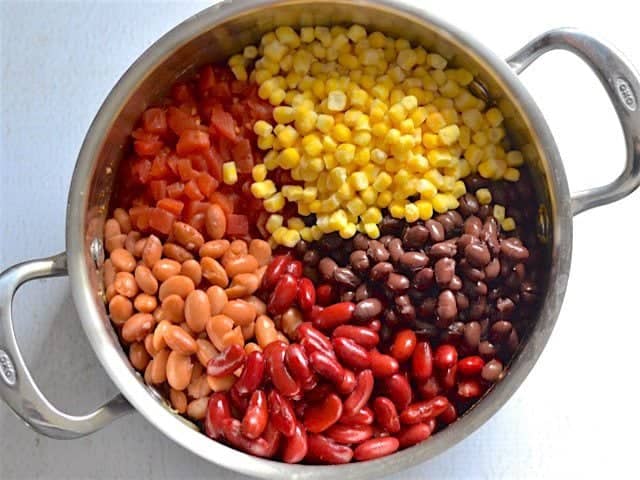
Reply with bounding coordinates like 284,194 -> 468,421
241,321 -> 255,340
187,374 -> 212,400
141,234 -> 161,267
166,351 -> 193,391
113,208 -> 132,233
207,314 -> 234,351
436,290 -> 457,325
226,273 -> 259,299
353,298 -> 382,322
122,313 -> 155,343
334,267 -> 360,288
104,218 -> 121,239
152,320 -> 171,352
134,238 -> 148,258
124,231 -> 141,255
169,388 -> 187,413
368,240 -> 391,263
207,374 -> 235,392
281,307 -> 303,339
370,261 -> 393,281
222,300 -> 257,327
207,285 -> 228,315
111,248 -> 136,273
163,242 -> 194,262
180,259 -> 202,286
255,315 -> 279,349
150,259 -> 179,282
386,273 -> 409,292
196,339 -> 218,367
481,359 -> 504,382
182,290 -> 209,333
132,293 -> 157,313
399,251 -> 429,271
105,233 -> 127,253
245,296 -> 267,316
224,254 -> 259,277
349,250 -> 369,272
158,275 -> 195,301
114,272 -> 138,298
134,265 -> 158,295
221,326 -> 245,349
249,239 -> 272,266
200,239 -> 230,259
149,348 -> 169,384
129,342 -> 150,371
162,294 -> 185,323
109,295 -> 133,325
201,257 -> 229,287
173,221 -> 204,251
434,258 -> 455,285
205,204 -> 227,239
103,259 -> 116,287
318,257 -> 338,280
165,325 -> 199,355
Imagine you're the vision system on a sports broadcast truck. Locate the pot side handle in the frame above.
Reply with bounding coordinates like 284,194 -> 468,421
507,28 -> 640,216
0,253 -> 132,439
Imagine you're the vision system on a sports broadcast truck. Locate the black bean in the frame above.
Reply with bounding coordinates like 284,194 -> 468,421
395,296 -> 416,322
481,359 -> 503,382
478,340 -> 497,359
340,290 -> 356,302
352,233 -> 370,251
319,232 -> 342,251
349,250 -> 370,272
455,292 -> 469,311
417,297 -> 437,319
380,216 -> 404,235
463,321 -> 482,349
399,251 -> 429,271
303,249 -> 321,267
458,193 -> 480,216
386,272 -> 410,292
403,225 -> 430,249
507,329 -> 519,352
496,297 -> 515,317
484,258 -> 500,279
354,283 -> 370,302
425,219 -> 445,242
318,257 -> 338,280
463,216 -> 483,237
413,267 -> 434,290
370,262 -> 393,281
388,238 -> 404,262
490,320 -> 513,342
295,240 -> 309,256
430,240 -> 457,258
367,240 -> 390,262
469,295 -> 487,320
465,242 -> 491,267
436,290 -> 457,326
354,298 -> 383,322
520,281 -> 537,303
334,267 -> 360,288
435,258 -> 455,285
457,233 -> 478,251
500,238 -> 530,261
379,235 -> 393,247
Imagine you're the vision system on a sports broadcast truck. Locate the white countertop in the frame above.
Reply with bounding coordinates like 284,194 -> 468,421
1,1 -> 639,478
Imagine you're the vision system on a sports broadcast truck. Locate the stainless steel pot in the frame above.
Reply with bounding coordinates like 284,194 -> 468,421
2,1 -> 639,478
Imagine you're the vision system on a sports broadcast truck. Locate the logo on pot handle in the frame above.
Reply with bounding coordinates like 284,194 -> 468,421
0,349 -> 16,386
615,78 -> 637,111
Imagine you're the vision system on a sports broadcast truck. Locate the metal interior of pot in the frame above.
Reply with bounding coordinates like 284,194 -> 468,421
74,0 -> 564,474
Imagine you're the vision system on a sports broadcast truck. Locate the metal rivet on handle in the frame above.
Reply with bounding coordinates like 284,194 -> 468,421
90,237 -> 104,268
0,349 -> 17,386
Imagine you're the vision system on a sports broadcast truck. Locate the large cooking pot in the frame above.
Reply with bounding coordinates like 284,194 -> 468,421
2,0 -> 639,478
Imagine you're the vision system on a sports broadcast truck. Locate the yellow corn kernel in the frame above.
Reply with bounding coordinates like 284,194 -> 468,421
310,225 -> 323,240
452,180 -> 466,198
332,124 -> 352,143
415,199 -> 433,220
323,135 -> 338,153
301,186 -> 317,203
427,149 -> 455,168
426,112 -> 446,132
376,190 -> 392,208
371,121 -> 389,138
316,114 -> 335,134
271,225 -> 287,242
255,69 -> 272,84
339,222 -> 357,239
349,171 -> 369,191
354,148 -> 370,167
477,160 -> 496,179
414,178 -> 436,199
388,104 -> 406,124
407,154 -> 428,172
363,223 -> 380,239
389,202 -> 405,219
301,134 -> 323,157
336,143 -> 356,164
397,49 -> 418,71
404,203 -> 420,222
253,120 -> 273,137
321,195 -> 340,213
300,26 -> 315,43
493,204 -> 506,223
243,45 -> 258,59
265,214 -> 284,233
432,193 -> 451,213
485,107 -> 504,127
346,197 -> 366,216
251,164 -> 267,182
276,125 -> 299,148
438,124 -> 460,146
504,167 -> 520,182
360,187 -> 376,205
282,185 -> 304,201
273,106 -> 295,124
299,227 -> 314,242
422,133 -> 440,149
328,209 -> 348,231
359,207 -> 380,224
501,217 -> 516,232
370,148 -> 387,165
281,229 -> 301,248
462,109 -> 483,131
287,217 -> 305,231
336,182 -> 355,201
385,128 -> 401,146
327,166 -> 347,190
506,150 -> 524,167
350,88 -> 369,109
353,131 -> 372,146
371,84 -> 389,101
327,90 -> 348,111
389,89 -> 405,105
263,151 -> 279,170
476,188 -> 492,205
222,162 -> 238,185
278,148 -> 301,168
262,191 -> 286,214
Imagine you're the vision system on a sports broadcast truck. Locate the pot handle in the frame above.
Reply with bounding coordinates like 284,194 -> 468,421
0,253 -> 132,438
507,28 -> 640,216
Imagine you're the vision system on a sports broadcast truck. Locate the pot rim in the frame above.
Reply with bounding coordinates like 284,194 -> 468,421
66,0 -> 572,478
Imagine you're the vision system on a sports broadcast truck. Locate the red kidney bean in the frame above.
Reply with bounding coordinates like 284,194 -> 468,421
315,284 -> 334,306
369,349 -> 399,378
298,322 -> 333,353
283,423 -> 308,464
297,277 -> 316,312
268,390 -> 297,437
309,351 -> 345,385
434,344 -> 458,369
207,344 -> 246,377
242,390 -> 268,439
263,254 -> 291,289
343,369 -> 374,416
411,341 -> 433,381
399,396 -> 450,424
354,437 -> 399,461
234,351 -> 265,396
333,325 -> 379,349
397,423 -> 432,448
285,344 -> 317,391
440,365 -> 457,390
222,418 -> 275,458
266,342 -> 301,398
326,424 -> 373,444
457,355 -> 485,376
285,260 -> 303,278
340,406 -> 374,426
306,433 -> 354,464
332,337 -> 371,370
440,403 -> 458,424
304,393 -> 343,433
390,329 -> 417,362
313,302 -> 356,330
230,385 -> 249,415
373,397 -> 401,434
268,274 -> 298,315
204,392 -> 231,439
301,383 -> 334,406
367,319 -> 381,332
417,376 -> 441,400
384,373 -> 413,411
457,378 -> 483,398
336,369 -> 357,395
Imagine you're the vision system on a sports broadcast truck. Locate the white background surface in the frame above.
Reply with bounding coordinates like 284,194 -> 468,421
1,1 -> 639,478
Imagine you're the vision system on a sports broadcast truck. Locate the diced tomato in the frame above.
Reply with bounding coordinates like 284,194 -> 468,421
171,83 -> 195,104
150,180 -> 167,202
177,158 -> 195,181
210,82 -> 231,99
142,108 -> 168,135
216,137 -> 233,163
129,206 -> 152,231
231,80 -> 249,95
196,172 -> 219,197
198,65 -> 216,94
226,214 -> 249,236
167,106 -> 200,135
189,154 -> 207,172
184,180 -> 204,201
205,146 -> 223,181
167,155 -> 179,175
231,138 -> 254,174
183,201 -> 210,222
148,207 -> 175,234
166,181 -> 184,199
149,154 -> 170,179
157,198 -> 184,216
176,129 -> 211,156
210,105 -> 236,141
210,191 -> 234,215
130,158 -> 152,184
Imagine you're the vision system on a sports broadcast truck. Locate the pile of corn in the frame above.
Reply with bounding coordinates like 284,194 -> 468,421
229,25 -> 524,247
